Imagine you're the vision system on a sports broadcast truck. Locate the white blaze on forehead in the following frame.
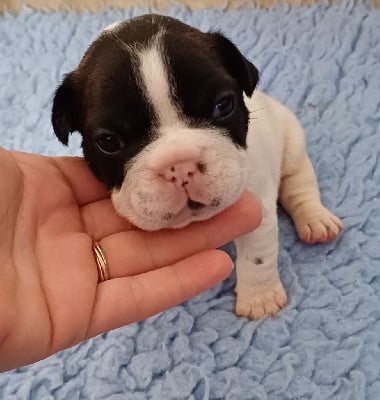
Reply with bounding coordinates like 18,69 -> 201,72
103,21 -> 122,32
138,38 -> 184,128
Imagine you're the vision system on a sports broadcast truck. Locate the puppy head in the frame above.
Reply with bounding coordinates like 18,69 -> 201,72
52,15 -> 259,230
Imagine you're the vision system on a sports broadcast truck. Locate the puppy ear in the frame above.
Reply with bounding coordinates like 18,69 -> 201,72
52,73 -> 80,145
210,32 -> 259,97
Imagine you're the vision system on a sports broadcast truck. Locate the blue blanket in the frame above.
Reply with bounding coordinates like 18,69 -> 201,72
1,2 -> 380,399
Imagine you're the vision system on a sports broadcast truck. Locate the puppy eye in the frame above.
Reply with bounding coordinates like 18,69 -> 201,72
212,95 -> 235,119
95,132 -> 124,155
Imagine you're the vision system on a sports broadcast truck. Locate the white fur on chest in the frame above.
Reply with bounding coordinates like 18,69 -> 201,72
244,91 -> 287,206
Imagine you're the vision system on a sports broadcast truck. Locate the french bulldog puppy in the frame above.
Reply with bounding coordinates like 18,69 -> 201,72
52,14 -> 343,319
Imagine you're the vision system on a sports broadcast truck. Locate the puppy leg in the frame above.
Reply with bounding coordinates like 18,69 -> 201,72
235,204 -> 287,320
279,117 -> 343,243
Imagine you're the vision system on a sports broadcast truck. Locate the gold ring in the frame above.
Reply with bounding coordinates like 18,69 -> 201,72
92,242 -> 110,282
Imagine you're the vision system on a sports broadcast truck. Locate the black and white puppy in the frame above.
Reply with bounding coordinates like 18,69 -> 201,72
52,14 -> 343,320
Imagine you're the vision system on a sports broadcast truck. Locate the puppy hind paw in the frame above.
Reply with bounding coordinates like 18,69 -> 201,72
235,282 -> 287,320
296,208 -> 343,244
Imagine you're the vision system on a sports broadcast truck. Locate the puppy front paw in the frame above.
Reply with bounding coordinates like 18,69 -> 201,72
235,281 -> 287,320
295,207 -> 343,244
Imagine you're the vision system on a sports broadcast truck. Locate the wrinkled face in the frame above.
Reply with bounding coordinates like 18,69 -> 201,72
52,15 -> 259,230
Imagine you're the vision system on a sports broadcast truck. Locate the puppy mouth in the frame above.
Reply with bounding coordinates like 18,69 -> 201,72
162,196 -> 222,229
187,199 -> 205,210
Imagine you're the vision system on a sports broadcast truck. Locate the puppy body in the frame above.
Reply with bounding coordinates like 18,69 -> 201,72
52,15 -> 342,319
235,91 -> 342,318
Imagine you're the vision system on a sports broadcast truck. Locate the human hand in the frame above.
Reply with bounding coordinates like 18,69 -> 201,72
0,147 -> 261,371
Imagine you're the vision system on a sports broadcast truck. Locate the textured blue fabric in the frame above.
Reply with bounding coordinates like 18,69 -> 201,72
1,2 -> 380,399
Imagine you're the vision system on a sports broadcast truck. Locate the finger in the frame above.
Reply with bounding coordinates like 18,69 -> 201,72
81,198 -> 134,240
99,191 -> 261,278
53,156 -> 110,206
87,249 -> 232,337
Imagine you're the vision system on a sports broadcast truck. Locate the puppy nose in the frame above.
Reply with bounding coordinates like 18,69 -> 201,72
161,160 -> 200,186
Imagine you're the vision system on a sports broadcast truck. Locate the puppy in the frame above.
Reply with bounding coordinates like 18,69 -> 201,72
52,14 -> 343,320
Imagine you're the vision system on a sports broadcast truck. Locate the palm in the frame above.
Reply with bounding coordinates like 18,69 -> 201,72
0,150 -> 109,367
